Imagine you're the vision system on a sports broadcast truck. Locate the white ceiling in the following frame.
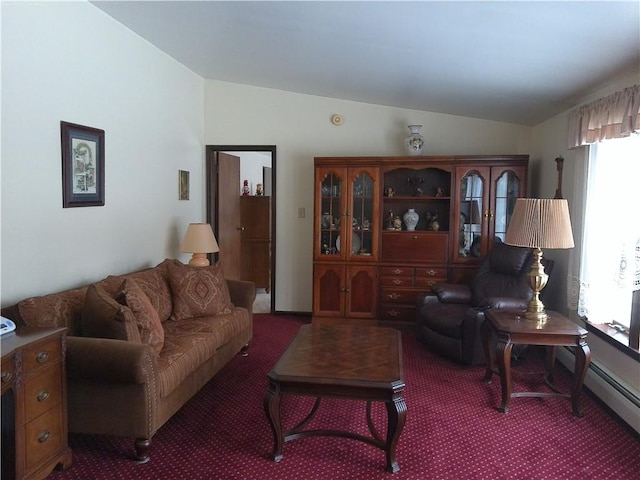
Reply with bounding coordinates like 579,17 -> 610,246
92,1 -> 640,126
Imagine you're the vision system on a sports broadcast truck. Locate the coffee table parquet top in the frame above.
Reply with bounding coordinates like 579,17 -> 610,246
269,324 -> 404,388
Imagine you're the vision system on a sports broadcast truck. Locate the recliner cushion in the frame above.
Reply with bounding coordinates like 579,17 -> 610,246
419,303 -> 470,339
488,242 -> 531,275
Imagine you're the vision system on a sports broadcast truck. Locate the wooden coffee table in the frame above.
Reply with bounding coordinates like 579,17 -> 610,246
264,324 -> 406,473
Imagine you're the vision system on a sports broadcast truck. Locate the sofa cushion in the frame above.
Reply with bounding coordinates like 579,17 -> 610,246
99,259 -> 175,323
116,278 -> 164,355
167,261 -> 234,321
16,287 -> 87,335
81,283 -> 141,343
157,307 -> 250,397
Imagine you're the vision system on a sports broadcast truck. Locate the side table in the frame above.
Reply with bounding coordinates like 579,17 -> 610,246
481,309 -> 591,416
1,327 -> 72,479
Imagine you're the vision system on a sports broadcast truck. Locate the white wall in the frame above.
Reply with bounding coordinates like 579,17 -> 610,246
235,151 -> 272,195
531,69 -> 640,432
205,80 -> 533,312
1,2 -> 205,305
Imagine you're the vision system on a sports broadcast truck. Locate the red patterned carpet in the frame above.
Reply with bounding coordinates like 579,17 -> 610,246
49,314 -> 639,479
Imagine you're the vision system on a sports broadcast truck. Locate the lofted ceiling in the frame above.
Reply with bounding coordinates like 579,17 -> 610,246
92,1 -> 640,126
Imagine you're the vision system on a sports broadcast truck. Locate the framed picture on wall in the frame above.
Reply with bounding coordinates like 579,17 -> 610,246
179,170 -> 190,200
61,121 -> 105,208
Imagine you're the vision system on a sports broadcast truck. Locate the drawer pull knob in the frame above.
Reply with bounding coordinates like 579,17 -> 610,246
36,351 -> 49,363
38,430 -> 51,443
393,269 -> 403,274
412,235 -> 418,240
426,269 -> 437,276
388,293 -> 399,300
428,280 -> 435,286
1,371 -> 12,383
392,279 -> 402,285
37,390 -> 50,402
388,310 -> 399,317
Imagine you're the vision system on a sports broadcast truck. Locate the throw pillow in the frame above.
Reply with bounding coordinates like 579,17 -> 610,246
81,283 -> 141,343
116,278 -> 165,355
167,261 -> 234,321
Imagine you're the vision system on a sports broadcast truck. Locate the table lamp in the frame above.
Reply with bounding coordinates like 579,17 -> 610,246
504,198 -> 574,323
180,223 -> 219,267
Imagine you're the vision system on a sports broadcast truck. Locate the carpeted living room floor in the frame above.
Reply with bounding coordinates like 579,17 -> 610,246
48,314 -> 639,480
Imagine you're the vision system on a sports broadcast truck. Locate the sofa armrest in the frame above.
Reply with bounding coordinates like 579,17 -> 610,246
431,283 -> 473,304
66,337 -> 158,384
227,279 -> 256,311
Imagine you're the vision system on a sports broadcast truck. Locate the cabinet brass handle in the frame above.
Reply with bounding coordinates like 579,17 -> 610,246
37,390 -> 50,402
36,351 -> 49,363
1,371 -> 12,383
427,280 -> 436,286
38,430 -> 51,443
393,268 -> 403,275
412,235 -> 418,240
388,293 -> 399,300
388,310 -> 399,317
345,288 -> 350,293
426,269 -> 436,276
392,279 -> 402,285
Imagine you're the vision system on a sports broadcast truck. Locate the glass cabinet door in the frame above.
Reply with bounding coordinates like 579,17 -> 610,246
349,171 -> 375,258
492,169 -> 523,243
458,170 -> 486,259
318,170 -> 344,258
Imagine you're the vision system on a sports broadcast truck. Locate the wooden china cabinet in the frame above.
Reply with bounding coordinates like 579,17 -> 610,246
312,155 -> 528,327
313,165 -> 380,323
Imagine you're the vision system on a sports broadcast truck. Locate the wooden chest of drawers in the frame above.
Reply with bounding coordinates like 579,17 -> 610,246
1,328 -> 72,479
379,265 -> 447,326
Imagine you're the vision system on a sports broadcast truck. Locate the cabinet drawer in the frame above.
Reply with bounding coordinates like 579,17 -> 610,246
381,266 -> 414,277
415,267 -> 448,279
25,408 -> 63,472
379,305 -> 416,323
381,289 -> 418,304
380,276 -> 414,287
24,365 -> 62,423
415,277 -> 441,289
23,337 -> 62,373
382,233 -> 448,263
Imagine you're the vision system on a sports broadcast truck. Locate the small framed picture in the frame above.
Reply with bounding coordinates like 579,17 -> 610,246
61,121 -> 105,208
179,170 -> 190,200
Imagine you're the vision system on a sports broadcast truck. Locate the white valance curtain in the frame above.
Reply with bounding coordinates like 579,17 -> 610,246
566,85 -> 640,327
566,84 -> 640,149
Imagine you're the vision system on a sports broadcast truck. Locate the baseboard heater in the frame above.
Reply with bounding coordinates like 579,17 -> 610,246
557,346 -> 640,431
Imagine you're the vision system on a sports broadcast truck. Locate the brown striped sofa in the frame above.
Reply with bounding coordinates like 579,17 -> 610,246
1,258 -> 255,463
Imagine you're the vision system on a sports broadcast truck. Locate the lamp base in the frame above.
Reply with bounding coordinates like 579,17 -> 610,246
188,253 -> 210,267
524,247 -> 549,324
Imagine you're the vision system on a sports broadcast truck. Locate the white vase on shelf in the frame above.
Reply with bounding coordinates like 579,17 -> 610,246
404,125 -> 425,156
403,208 -> 419,231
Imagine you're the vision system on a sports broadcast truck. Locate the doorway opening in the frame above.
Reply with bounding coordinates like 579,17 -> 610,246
206,145 -> 276,314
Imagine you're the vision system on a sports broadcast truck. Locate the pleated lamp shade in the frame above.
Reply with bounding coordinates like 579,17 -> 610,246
505,198 -> 574,323
505,198 -> 574,249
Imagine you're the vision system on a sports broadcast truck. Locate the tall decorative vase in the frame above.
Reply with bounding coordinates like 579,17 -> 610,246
403,208 -> 419,231
404,125 -> 425,156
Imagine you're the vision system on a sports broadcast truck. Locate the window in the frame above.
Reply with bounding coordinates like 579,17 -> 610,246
579,134 -> 640,349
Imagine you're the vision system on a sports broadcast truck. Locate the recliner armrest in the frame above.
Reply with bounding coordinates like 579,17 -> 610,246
483,297 -> 529,310
431,283 -> 473,304
66,336 -> 158,384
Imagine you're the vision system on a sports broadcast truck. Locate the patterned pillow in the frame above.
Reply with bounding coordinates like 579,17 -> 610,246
116,278 -> 164,355
81,283 -> 141,343
167,261 -> 234,321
